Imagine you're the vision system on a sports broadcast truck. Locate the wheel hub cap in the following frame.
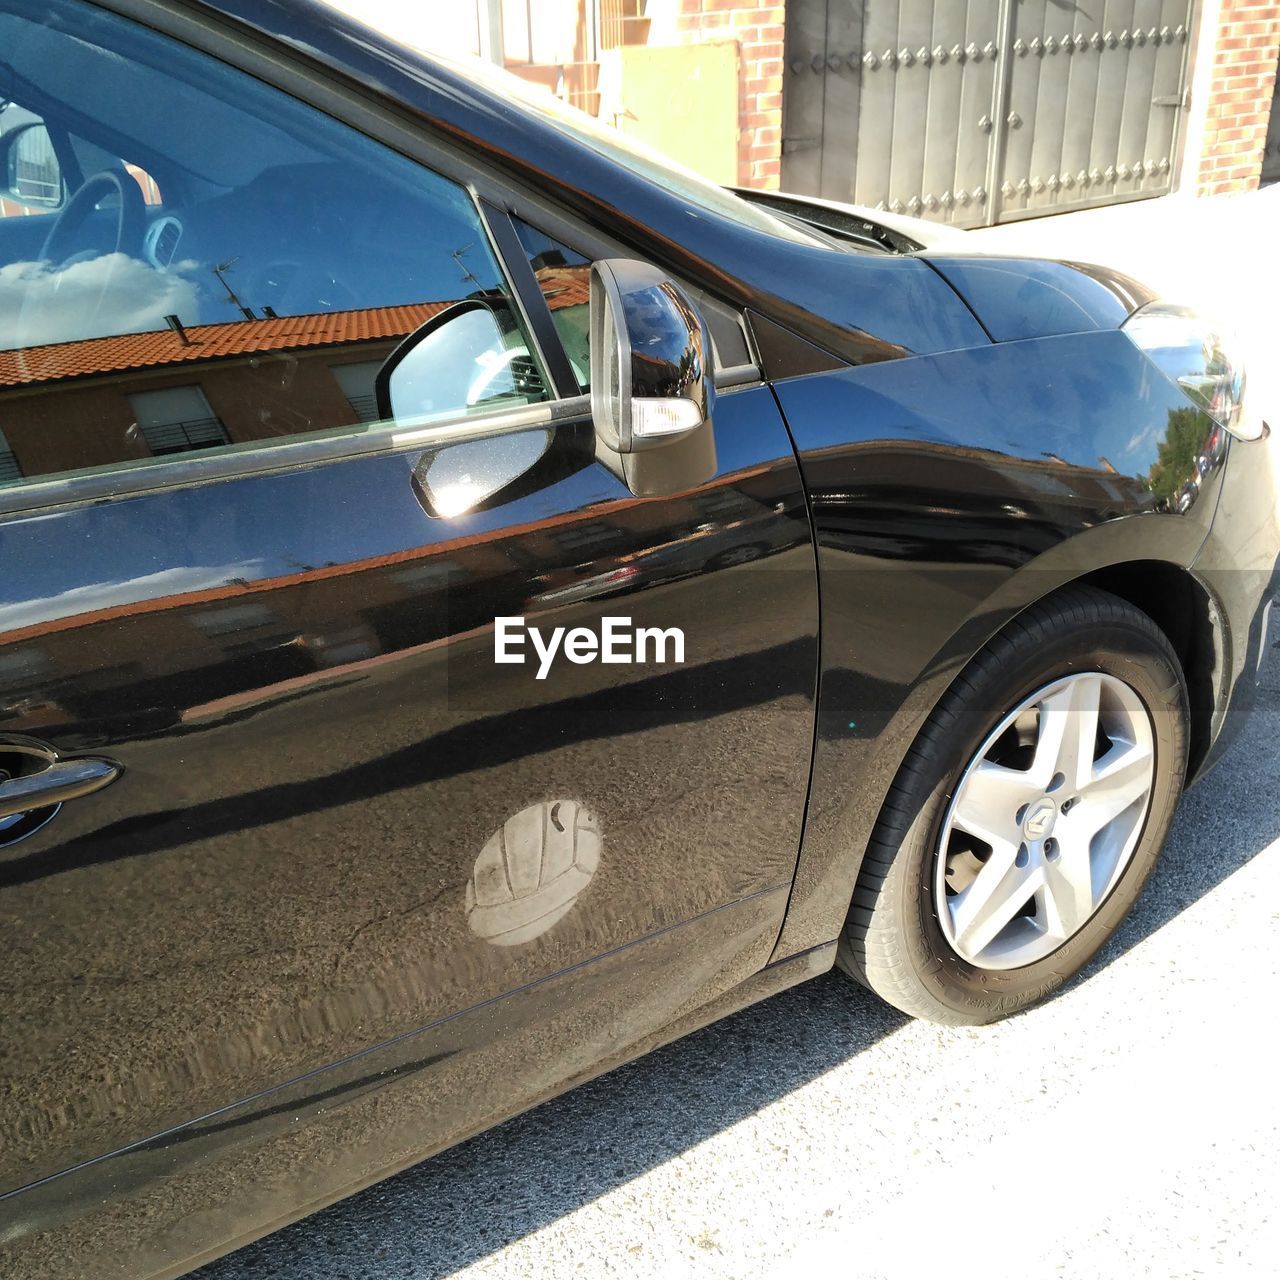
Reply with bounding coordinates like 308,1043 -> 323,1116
1022,797 -> 1058,841
935,671 -> 1157,971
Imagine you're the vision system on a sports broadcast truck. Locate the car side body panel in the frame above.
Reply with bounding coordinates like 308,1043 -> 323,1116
766,329 -> 1227,958
0,385 -> 819,1269
921,255 -> 1161,342
5,892 -> 828,1280
1187,429 -> 1280,778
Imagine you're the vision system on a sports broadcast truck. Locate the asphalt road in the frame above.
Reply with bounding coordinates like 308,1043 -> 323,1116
199,606 -> 1280,1280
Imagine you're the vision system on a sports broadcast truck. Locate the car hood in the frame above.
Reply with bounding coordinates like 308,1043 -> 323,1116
735,188 -> 1158,343
919,253 -> 1161,342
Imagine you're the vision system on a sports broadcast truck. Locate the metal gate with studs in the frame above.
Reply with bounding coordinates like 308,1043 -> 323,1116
782,1 -> 1195,227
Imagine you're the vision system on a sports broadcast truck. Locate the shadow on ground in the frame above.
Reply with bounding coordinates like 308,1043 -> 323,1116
197,974 -> 904,1279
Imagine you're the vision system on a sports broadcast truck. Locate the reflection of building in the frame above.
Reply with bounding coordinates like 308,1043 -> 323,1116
0,428 -> 20,483
0,454 -> 790,739
0,275 -> 593,484
804,436 -> 1164,567
0,305 -> 445,481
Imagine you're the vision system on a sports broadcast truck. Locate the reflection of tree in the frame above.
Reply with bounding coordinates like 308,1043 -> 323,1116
1147,407 -> 1205,503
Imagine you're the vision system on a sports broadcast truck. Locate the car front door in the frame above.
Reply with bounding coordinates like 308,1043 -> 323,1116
0,1 -> 817,1264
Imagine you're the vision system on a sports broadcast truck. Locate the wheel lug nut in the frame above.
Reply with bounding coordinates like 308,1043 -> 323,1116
1044,838 -> 1059,861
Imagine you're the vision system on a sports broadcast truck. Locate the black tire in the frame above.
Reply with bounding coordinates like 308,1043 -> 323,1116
837,586 -> 1189,1025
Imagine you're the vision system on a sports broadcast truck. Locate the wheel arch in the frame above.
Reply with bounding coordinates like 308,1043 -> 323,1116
1065,560 -> 1221,780
769,523 -> 1225,966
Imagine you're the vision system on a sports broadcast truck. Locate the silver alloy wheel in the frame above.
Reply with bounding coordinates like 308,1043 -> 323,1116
935,672 -> 1156,970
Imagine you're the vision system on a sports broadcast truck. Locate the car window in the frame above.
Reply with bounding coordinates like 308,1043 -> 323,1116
0,0 -> 550,492
512,219 -> 592,393
510,215 -> 751,385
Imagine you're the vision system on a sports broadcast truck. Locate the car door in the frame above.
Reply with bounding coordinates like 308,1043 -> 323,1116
0,0 -> 817,1259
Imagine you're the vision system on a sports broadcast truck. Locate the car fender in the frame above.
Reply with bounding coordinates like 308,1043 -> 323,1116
766,328 -> 1225,961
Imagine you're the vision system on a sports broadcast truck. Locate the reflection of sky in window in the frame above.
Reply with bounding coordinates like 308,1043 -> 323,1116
0,0 -> 505,351
0,255 -> 202,351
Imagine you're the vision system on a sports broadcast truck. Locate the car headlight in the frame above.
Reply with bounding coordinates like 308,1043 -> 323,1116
1122,302 -> 1260,440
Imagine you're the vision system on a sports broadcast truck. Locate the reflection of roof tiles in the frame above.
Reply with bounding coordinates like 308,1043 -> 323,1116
0,277 -> 593,391
0,303 -> 446,389
533,267 -> 591,310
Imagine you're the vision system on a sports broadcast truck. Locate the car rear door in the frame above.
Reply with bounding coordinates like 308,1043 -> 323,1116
0,0 -> 817,1260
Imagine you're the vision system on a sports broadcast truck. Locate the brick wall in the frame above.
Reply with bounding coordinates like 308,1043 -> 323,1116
675,1 -> 786,188
1197,2 -> 1280,193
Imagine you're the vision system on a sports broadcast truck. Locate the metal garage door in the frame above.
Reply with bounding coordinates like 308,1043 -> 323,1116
782,0 -> 1194,227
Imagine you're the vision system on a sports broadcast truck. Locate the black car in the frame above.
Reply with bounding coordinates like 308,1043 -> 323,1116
0,1 -> 1274,1275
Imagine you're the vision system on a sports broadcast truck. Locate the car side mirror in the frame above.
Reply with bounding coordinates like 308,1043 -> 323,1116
0,121 -> 62,210
375,297 -> 545,424
589,259 -> 717,495
413,428 -> 553,518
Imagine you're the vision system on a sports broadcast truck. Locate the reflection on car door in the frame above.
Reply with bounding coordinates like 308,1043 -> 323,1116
0,0 -> 820,1252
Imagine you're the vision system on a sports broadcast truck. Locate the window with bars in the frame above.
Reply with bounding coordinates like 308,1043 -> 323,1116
0,429 -> 22,484
128,386 -> 230,457
331,360 -> 384,424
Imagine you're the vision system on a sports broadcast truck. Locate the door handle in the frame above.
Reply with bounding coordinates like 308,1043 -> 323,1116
0,752 -> 121,820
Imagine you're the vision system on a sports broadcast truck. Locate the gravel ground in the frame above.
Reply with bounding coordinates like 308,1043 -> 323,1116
204,632 -> 1280,1280
203,188 -> 1280,1280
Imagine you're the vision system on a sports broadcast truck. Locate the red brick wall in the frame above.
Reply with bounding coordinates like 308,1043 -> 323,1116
1197,2 -> 1280,193
676,1 -> 785,188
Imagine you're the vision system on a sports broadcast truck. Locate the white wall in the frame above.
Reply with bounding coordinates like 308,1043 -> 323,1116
320,0 -> 482,57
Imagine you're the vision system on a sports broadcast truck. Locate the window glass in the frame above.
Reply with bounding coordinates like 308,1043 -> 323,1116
512,218 -> 592,393
4,119 -> 61,209
0,0 -> 548,490
511,215 -> 751,381
128,385 -> 227,455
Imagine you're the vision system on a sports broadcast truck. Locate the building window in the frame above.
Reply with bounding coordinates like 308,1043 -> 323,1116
0,429 -> 22,484
330,360 -> 384,424
128,386 -> 230,457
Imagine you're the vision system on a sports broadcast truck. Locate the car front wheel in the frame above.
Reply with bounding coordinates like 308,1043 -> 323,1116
838,586 -> 1189,1025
